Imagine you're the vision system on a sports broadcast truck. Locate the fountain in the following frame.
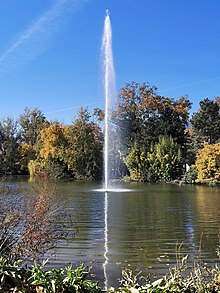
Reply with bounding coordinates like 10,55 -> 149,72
95,10 -> 131,193
102,9 -> 113,289
102,9 -> 116,191
101,10 -> 131,289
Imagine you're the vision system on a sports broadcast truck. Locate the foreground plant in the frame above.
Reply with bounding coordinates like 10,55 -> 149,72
110,249 -> 220,293
0,256 -> 26,292
0,178 -> 76,261
0,253 -> 220,292
0,258 -> 101,293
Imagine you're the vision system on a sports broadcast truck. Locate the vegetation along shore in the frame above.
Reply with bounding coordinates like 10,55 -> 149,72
0,82 -> 220,185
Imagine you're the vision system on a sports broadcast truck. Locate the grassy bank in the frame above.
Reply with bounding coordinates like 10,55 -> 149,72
1,251 -> 220,293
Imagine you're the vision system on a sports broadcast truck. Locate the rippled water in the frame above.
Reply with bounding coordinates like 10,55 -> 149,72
1,178 -> 220,287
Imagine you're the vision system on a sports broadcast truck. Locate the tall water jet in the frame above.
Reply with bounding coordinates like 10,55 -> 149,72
102,9 -> 116,191
101,9 -> 116,289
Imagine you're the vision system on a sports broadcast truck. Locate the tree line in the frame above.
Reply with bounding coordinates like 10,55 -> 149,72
0,82 -> 220,183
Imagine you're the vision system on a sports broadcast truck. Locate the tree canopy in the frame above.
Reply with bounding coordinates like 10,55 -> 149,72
194,142 -> 220,184
0,83 -> 219,184
29,108 -> 103,180
0,118 -> 19,175
113,82 -> 191,152
191,98 -> 220,144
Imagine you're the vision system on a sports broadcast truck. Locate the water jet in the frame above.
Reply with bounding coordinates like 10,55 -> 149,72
101,10 -> 132,289
102,9 -> 116,192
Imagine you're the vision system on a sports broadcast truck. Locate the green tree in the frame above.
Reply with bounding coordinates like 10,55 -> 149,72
147,136 -> 182,182
191,98 -> 220,144
18,107 -> 49,173
125,136 -> 182,182
125,145 -> 146,181
113,82 -> 191,151
113,82 -> 157,150
66,108 -> 103,180
93,107 -> 104,122
112,82 -> 191,181
30,108 -> 103,180
0,118 -> 20,175
93,107 -> 126,179
18,107 -> 49,146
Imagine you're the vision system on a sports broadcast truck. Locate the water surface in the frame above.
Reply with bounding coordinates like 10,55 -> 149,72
1,178 -> 220,287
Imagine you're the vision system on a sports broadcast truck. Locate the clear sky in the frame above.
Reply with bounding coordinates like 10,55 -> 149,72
0,0 -> 220,124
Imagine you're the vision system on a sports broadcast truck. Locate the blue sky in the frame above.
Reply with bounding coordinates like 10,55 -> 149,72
0,0 -> 220,124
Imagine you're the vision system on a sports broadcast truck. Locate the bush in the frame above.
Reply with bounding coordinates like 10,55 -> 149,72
27,262 -> 101,293
184,167 -> 197,183
0,258 -> 101,293
111,253 -> 220,292
0,178 -> 76,261
194,142 -> 220,184
125,136 -> 183,182
0,245 -> 219,292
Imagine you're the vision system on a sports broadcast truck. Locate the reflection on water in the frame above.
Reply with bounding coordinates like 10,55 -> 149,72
1,178 -> 220,287
103,192 -> 108,289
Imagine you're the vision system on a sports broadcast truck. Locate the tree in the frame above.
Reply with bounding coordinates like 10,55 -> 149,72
18,107 -> 49,173
113,82 -> 191,152
0,118 -> 20,175
93,107 -> 104,122
125,136 -> 182,182
29,123 -> 69,178
112,82 -> 191,181
112,82 -> 158,150
93,107 -> 126,180
146,136 -> 182,182
30,108 -> 103,180
215,96 -> 220,107
18,107 -> 49,146
38,123 -> 67,161
194,142 -> 220,184
191,98 -> 220,145
125,144 -> 146,181
19,142 -> 35,173
66,108 -> 103,180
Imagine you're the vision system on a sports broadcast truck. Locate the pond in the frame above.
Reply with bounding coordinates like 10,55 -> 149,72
1,177 -> 220,287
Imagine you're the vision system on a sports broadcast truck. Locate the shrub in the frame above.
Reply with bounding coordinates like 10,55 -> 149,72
194,142 -> 220,184
0,258 -> 102,293
125,136 -> 183,182
147,136 -> 182,182
0,250 -> 219,292
0,178 -> 76,261
184,167 -> 197,183
111,252 -> 220,292
28,262 -> 101,293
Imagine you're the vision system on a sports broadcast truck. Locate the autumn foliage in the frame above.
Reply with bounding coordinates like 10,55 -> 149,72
0,179 -> 76,261
194,142 -> 220,184
0,82 -> 219,184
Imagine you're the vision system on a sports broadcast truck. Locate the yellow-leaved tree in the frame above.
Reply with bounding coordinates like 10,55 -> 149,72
28,123 -> 68,178
28,108 -> 103,180
194,142 -> 220,184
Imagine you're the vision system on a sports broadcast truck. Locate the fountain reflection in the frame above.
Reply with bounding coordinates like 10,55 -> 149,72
103,192 -> 108,289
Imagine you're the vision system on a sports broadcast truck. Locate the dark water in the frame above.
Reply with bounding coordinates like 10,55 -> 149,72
1,178 -> 220,287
